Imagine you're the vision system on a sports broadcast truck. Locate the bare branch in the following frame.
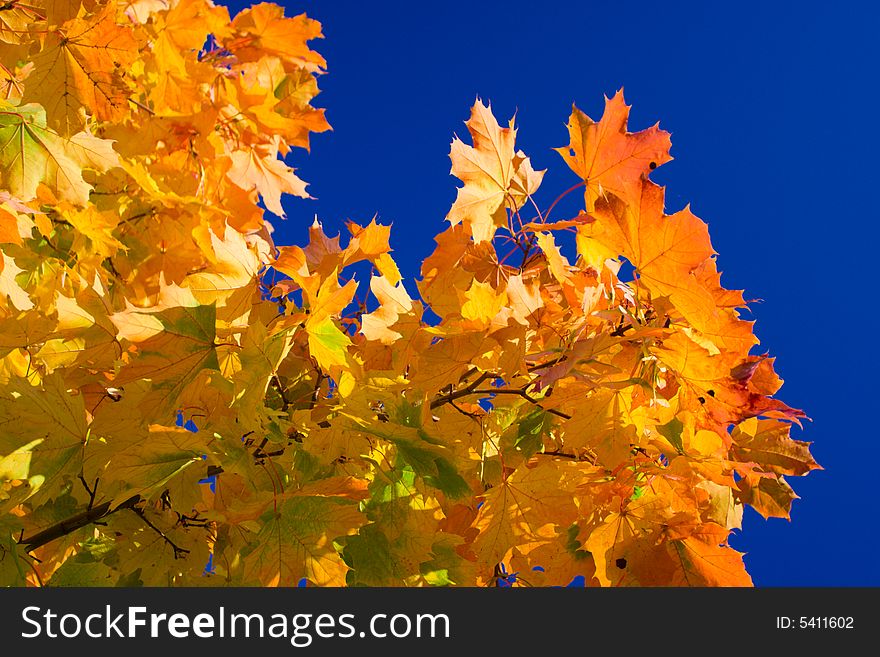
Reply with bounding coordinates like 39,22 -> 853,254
19,495 -> 141,553
468,388 -> 572,419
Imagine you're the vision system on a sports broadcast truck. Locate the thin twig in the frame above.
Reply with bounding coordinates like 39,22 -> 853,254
78,474 -> 98,510
127,97 -> 155,115
449,399 -> 483,419
467,388 -> 572,419
271,374 -> 291,412
526,355 -> 568,372
538,449 -> 597,464
129,507 -> 190,559
429,371 -> 498,410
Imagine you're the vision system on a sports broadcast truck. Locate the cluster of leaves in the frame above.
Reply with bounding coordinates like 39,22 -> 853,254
0,0 -> 819,587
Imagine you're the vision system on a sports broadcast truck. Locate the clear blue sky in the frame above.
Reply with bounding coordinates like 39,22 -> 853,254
224,0 -> 877,586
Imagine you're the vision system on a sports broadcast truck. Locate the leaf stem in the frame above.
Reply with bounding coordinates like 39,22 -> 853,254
543,181 -> 586,223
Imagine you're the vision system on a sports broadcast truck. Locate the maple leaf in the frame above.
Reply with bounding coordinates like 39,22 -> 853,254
556,89 -> 672,210
302,270 -> 356,371
591,180 -> 712,291
0,101 -> 119,205
459,278 -> 507,327
23,3 -> 138,136
111,303 -> 221,416
447,99 -> 544,242
561,387 -> 640,468
0,438 -> 40,481
731,417 -> 821,477
506,273 -> 544,324
184,223 -> 261,305
736,472 -> 798,520
227,143 -> 310,217
472,460 -> 583,569
0,374 -> 86,507
226,3 -> 326,72
361,275 -> 414,344
148,0 -> 232,76
240,496 -> 365,586
587,179 -> 757,355
665,523 -> 753,586
269,66 -> 331,150
61,205 -> 125,258
83,424 -> 210,509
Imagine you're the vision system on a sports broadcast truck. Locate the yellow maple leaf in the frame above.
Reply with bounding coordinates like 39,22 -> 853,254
24,3 -> 138,135
0,101 -> 119,205
447,99 -> 543,243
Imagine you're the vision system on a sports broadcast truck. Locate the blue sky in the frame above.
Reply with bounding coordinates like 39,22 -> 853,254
224,0 -> 878,586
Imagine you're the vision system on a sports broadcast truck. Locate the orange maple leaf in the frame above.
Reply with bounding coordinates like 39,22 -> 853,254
556,89 -> 672,210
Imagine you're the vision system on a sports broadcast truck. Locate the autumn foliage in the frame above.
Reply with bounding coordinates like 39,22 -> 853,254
0,0 -> 819,587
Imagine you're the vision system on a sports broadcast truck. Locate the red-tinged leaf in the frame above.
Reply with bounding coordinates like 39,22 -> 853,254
555,89 -> 672,210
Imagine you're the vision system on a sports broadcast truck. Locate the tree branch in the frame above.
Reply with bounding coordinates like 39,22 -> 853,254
431,370 -> 572,419
430,371 -> 497,410
468,388 -> 572,419
19,495 -> 141,553
538,449 -> 597,464
17,461 -> 228,553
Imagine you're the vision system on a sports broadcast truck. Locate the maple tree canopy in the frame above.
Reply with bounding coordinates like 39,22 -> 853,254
0,0 -> 818,587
